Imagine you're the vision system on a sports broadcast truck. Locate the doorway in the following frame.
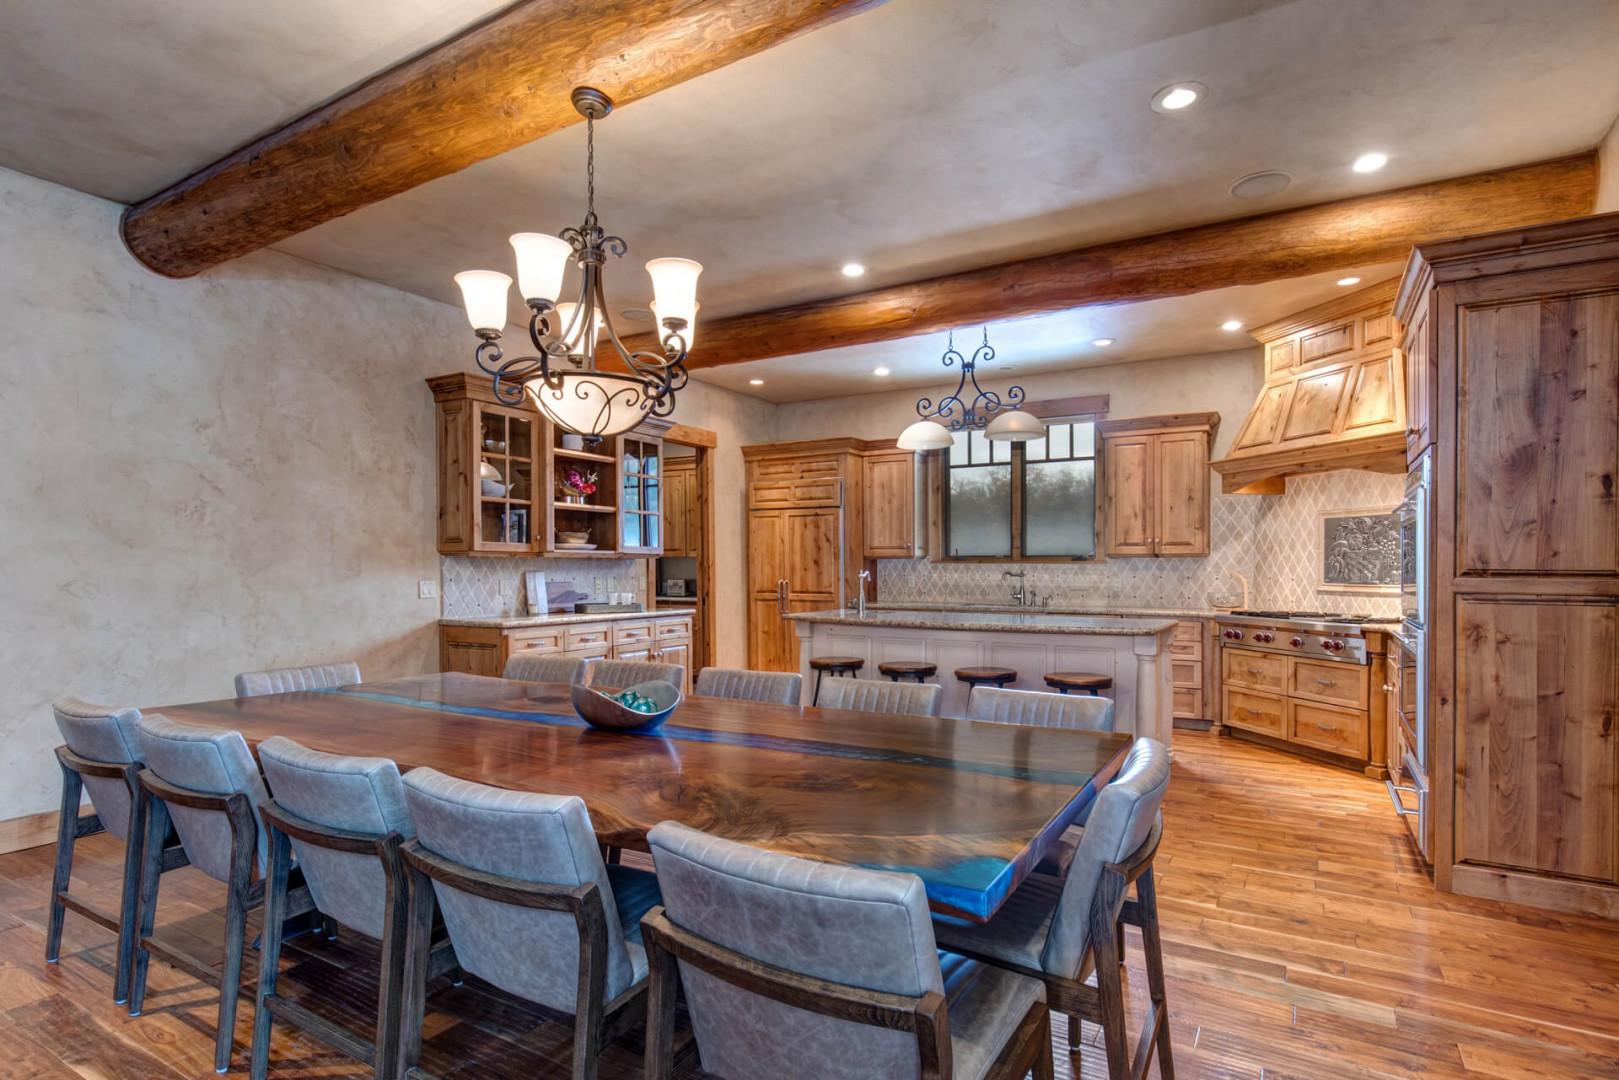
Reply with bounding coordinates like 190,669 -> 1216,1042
649,425 -> 716,673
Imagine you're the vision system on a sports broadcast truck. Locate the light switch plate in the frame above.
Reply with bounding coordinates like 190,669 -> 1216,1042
418,579 -> 438,599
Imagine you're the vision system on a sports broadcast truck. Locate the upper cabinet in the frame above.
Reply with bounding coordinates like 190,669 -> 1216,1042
661,455 -> 698,557
1099,414 -> 1217,558
1212,281 -> 1407,494
427,373 -> 667,557
863,450 -> 915,558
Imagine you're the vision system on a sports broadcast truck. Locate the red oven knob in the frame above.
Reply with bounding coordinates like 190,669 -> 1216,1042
1289,637 -> 1304,648
1254,632 -> 1273,643
1223,629 -> 1240,639
1324,639 -> 1344,652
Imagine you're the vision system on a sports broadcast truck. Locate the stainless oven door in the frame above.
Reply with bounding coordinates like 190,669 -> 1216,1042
1400,452 -> 1430,629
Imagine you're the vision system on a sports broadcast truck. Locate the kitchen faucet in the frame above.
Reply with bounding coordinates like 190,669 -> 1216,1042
857,569 -> 872,617
1002,569 -> 1029,607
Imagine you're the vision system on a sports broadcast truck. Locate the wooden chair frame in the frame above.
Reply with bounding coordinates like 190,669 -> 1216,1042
250,801 -> 457,1080
128,771 -> 314,1073
398,839 -> 647,1080
639,906 -> 1053,1080
45,746 -> 186,1005
944,823 -> 1173,1080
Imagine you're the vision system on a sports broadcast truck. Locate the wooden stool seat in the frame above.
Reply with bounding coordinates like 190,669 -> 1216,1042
1044,671 -> 1113,695
878,661 -> 937,683
954,666 -> 1017,689
809,656 -> 864,705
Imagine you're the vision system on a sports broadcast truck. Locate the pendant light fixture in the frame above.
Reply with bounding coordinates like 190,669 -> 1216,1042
454,87 -> 700,439
898,328 -> 1041,450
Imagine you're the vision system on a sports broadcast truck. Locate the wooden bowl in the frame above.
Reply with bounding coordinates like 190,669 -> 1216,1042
570,678 -> 682,732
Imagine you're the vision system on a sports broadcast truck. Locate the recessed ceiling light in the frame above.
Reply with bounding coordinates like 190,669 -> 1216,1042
1229,170 -> 1292,200
1092,337 -> 1115,347
1336,276 -> 1361,286
841,262 -> 866,278
1220,319 -> 1243,332
1150,81 -> 1205,113
1352,151 -> 1388,174
748,378 -> 764,386
620,307 -> 652,321
873,366 -> 891,377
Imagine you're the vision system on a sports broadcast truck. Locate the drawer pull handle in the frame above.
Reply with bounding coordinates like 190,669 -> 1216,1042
1315,678 -> 1337,687
1247,667 -> 1265,677
1385,780 -> 1419,818
1382,683 -> 1395,692
1316,723 -> 1339,733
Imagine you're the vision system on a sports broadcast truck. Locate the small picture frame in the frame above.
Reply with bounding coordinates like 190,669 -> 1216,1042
1319,505 -> 1401,593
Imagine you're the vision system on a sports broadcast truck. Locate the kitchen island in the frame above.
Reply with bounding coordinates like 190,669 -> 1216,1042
786,607 -> 1177,743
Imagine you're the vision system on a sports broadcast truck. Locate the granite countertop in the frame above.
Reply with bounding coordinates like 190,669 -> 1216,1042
440,609 -> 695,629
784,608 -> 1177,636
871,600 -> 1225,619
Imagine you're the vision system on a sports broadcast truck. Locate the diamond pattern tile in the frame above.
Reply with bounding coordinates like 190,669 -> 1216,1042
442,556 -> 646,618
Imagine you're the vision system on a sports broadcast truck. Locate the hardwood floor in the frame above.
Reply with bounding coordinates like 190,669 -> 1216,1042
3,730 -> 1617,1078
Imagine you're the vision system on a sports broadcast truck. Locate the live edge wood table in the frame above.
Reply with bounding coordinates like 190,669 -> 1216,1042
152,672 -> 1132,922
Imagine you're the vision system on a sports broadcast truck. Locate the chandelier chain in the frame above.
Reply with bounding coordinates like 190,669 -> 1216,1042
585,115 -> 596,223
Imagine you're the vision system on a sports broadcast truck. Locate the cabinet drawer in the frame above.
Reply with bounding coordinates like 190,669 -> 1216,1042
751,481 -> 795,506
1170,659 -> 1202,689
1222,647 -> 1286,692
1172,687 -> 1205,719
751,460 -> 798,481
791,479 -> 841,504
565,625 -> 611,651
1288,658 -> 1367,709
1168,638 -> 1203,661
1224,688 -> 1285,737
655,618 -> 693,641
1289,699 -> 1368,758
506,629 -> 563,655
612,621 -> 655,646
1170,620 -> 1203,646
565,645 -> 611,661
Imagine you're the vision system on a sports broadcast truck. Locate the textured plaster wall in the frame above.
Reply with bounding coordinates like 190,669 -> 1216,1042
1598,116 -> 1619,213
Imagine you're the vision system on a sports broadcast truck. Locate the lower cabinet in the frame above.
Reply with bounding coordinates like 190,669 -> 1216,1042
441,615 -> 694,694
1168,619 -> 1210,722
1221,643 -> 1376,770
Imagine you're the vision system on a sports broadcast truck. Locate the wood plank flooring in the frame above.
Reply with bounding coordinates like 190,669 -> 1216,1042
2,730 -> 1616,1078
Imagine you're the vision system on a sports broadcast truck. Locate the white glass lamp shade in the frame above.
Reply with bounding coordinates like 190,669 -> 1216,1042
454,270 -> 512,333
527,372 -> 655,438
509,233 -> 572,303
984,409 -> 1044,442
652,300 -> 699,351
897,419 -> 954,451
646,258 -> 702,317
553,302 -> 605,354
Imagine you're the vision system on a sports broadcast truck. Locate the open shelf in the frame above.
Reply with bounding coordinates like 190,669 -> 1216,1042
554,503 -> 615,514
553,447 -> 617,464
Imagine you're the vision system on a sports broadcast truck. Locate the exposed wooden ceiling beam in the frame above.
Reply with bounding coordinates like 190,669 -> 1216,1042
631,153 -> 1596,368
121,0 -> 884,278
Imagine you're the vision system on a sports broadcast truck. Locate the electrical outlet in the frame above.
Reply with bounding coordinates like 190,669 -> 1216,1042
418,579 -> 438,599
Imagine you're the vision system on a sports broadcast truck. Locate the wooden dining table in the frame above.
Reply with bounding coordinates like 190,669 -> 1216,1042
151,673 -> 1132,922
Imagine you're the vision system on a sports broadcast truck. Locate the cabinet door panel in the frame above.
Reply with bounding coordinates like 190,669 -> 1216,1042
748,510 -> 786,597
786,509 -> 839,599
1155,432 -> 1209,555
1103,435 -> 1155,556
864,453 -> 915,557
1455,599 -> 1617,882
1457,287 -> 1619,575
443,641 -> 500,677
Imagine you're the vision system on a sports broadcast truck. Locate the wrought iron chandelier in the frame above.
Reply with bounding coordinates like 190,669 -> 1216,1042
897,328 -> 1042,450
453,87 -> 700,439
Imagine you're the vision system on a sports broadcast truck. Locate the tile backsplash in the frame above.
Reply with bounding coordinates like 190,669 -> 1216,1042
441,556 -> 646,618
877,469 -> 1404,617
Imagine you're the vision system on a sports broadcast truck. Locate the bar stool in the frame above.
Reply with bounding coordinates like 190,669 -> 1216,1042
954,666 -> 1017,693
877,660 -> 937,684
1043,671 -> 1113,696
809,656 -> 864,705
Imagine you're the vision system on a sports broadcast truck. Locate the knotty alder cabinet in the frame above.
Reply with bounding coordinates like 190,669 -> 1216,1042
441,614 -> 695,694
1397,214 -> 1619,918
1221,635 -> 1389,775
660,455 -> 698,557
1098,414 -> 1216,557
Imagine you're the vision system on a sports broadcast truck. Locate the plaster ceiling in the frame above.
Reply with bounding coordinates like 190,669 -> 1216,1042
2,0 -> 1617,403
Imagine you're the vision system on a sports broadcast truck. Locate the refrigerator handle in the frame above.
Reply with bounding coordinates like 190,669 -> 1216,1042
836,479 -> 847,610
777,579 -> 788,617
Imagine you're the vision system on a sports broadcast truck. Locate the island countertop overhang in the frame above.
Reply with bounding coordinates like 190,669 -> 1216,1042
783,608 -> 1177,636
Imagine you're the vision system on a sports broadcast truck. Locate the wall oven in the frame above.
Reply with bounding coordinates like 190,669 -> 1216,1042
1399,450 -> 1430,631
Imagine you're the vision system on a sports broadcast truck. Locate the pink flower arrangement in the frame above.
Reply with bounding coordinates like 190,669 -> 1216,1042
562,466 -> 598,497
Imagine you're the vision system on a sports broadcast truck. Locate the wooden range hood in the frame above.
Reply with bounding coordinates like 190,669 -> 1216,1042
1212,279 -> 1406,494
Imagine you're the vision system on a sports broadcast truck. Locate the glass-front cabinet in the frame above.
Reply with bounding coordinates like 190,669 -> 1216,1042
619,434 -> 663,554
477,406 -> 538,550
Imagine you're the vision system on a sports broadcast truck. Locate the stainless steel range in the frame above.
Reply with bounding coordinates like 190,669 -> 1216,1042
1215,610 -> 1395,665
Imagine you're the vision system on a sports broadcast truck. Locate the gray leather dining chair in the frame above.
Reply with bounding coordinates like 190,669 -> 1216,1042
130,715 -> 313,1072
642,821 -> 1053,1080
692,666 -> 802,705
234,660 -> 361,698
966,686 -> 1114,731
932,738 -> 1174,1079
815,677 -> 943,717
46,698 -> 184,1005
503,654 -> 586,683
397,767 -> 662,1080
587,657 -> 684,690
252,737 -> 451,1080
